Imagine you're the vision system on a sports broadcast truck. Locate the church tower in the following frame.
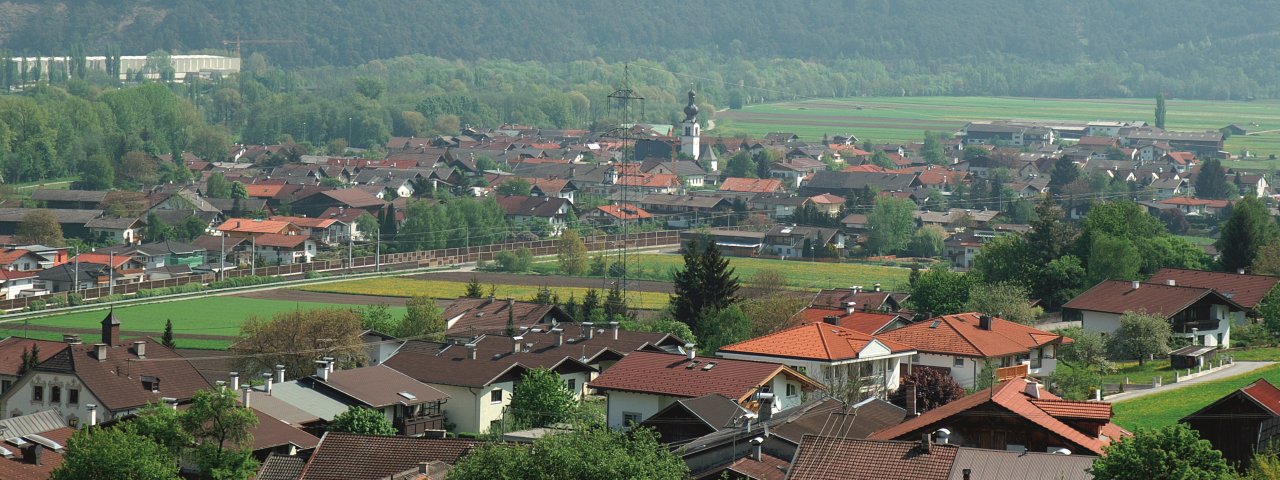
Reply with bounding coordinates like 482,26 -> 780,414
680,87 -> 701,161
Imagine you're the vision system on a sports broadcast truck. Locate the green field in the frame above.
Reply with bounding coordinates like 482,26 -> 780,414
1112,363 -> 1280,431
299,278 -> 674,310
628,254 -> 912,291
1,297 -> 406,350
715,96 -> 1280,169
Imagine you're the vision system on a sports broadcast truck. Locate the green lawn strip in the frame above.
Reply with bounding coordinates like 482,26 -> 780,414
1221,347 -> 1280,362
7,297 -> 401,344
630,254 -> 912,291
1112,363 -> 1280,431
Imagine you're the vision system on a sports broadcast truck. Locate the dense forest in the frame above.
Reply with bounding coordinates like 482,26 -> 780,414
1,1 -> 1280,99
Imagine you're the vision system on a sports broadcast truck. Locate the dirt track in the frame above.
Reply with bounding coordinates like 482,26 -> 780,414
411,271 -> 676,294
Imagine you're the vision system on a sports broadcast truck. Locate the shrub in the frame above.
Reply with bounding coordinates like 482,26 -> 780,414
67,293 -> 84,306
25,299 -> 46,312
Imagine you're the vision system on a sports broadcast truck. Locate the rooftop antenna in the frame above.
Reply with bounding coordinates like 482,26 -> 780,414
606,64 -> 645,304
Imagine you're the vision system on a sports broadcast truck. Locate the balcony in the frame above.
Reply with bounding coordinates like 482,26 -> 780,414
395,414 -> 446,436
1173,319 -> 1220,335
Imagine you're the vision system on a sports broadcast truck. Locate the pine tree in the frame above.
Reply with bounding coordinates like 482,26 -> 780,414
671,236 -> 740,325
1217,195 -> 1275,272
1194,158 -> 1229,200
604,283 -> 627,319
162,319 -> 176,349
582,289 -> 600,317
464,275 -> 484,297
1155,93 -> 1167,129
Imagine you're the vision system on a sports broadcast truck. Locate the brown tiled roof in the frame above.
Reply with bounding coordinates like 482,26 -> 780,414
868,379 -> 1128,455
0,337 -> 65,376
719,177 -> 783,193
716,452 -> 788,480
1029,399 -> 1112,421
718,323 -> 914,362
297,432 -> 479,480
254,233 -> 309,248
1062,280 -> 1243,317
494,195 -> 570,219
311,189 -> 386,208
769,398 -> 908,445
442,297 -> 572,338
875,313 -> 1070,359
257,454 -> 307,480
1147,268 -> 1280,309
250,407 -> 321,451
787,436 -> 958,480
34,340 -> 212,412
0,426 -> 73,480
588,351 -> 820,403
217,218 -> 296,234
316,365 -> 448,408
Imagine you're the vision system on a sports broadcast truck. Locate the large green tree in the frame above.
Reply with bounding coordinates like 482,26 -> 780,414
963,281 -> 1042,325
1218,195 -> 1275,273
396,296 -> 445,340
1195,158 -> 1230,200
907,265 -> 972,317
449,426 -> 687,480
866,196 -> 915,255
17,209 -> 64,246
52,427 -> 181,480
670,236 -> 740,325
1106,311 -> 1172,366
1091,424 -> 1232,480
509,367 -> 576,429
557,229 -> 588,275
180,389 -> 259,480
1047,156 -> 1080,195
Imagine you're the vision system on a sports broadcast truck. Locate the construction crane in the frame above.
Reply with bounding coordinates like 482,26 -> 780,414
221,35 -> 298,58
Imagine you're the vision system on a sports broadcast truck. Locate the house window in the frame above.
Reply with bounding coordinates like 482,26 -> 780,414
490,389 -> 503,403
623,412 -> 642,425
68,389 -> 79,405
50,386 -> 61,403
953,357 -> 965,367
910,354 -> 920,364
32,386 -> 43,402
565,379 -> 576,394
1,380 -> 10,393
786,383 -> 798,397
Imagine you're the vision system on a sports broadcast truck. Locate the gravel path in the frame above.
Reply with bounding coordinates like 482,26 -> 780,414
1106,361 -> 1275,402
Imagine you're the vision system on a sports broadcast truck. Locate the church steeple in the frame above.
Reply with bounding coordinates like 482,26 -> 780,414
680,85 -> 701,161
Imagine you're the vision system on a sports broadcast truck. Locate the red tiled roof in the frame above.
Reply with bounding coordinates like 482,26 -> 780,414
268,215 -> 338,229
254,233 -> 309,248
808,193 -> 845,204
1147,268 -> 1280,309
313,189 -> 386,208
0,270 -> 37,281
1062,280 -> 1243,317
718,322 -> 914,362
719,177 -> 783,193
0,426 -> 73,480
839,312 -> 907,335
217,218 -> 297,234
588,351 -> 818,402
596,204 -> 653,220
0,248 -> 33,265
869,378 -> 1128,455
0,337 -> 65,376
616,173 -> 679,188
298,432 -> 479,480
1241,379 -> 1280,416
875,313 -> 1070,359
245,184 -> 286,198
787,436 -> 958,480
72,253 -> 134,269
843,164 -> 889,173
1160,197 -> 1229,208
1029,398 -> 1112,421
719,452 -> 789,480
1166,151 -> 1196,165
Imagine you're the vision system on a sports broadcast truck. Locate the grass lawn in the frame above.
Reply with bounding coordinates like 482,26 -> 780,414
3,297 -> 405,350
1112,363 -> 1280,431
299,278 -> 673,310
625,254 -> 913,291
715,96 -> 1280,167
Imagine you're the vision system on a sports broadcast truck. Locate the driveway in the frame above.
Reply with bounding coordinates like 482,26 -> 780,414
1106,361 -> 1275,402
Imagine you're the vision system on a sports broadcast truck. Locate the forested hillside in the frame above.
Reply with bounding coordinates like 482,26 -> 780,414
2,0 -> 1280,99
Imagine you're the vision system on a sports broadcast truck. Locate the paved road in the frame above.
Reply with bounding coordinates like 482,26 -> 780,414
1106,361 -> 1274,402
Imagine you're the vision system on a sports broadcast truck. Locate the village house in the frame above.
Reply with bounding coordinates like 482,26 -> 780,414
1182,378 -> 1280,468
787,434 -> 1096,480
589,350 -> 822,429
719,177 -> 785,194
635,194 -> 733,228
762,225 -> 844,258
495,195 -> 573,237
717,321 -> 916,400
255,432 -> 479,480
250,363 -> 449,437
1064,279 -> 1246,348
875,313 -> 1072,388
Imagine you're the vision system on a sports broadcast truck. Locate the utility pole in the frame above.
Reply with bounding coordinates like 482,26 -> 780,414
219,235 -> 226,281
347,232 -> 354,274
107,251 -> 114,297
251,235 -> 257,276
606,65 -> 644,305
375,229 -> 381,273
347,117 -> 353,148
72,245 -> 79,297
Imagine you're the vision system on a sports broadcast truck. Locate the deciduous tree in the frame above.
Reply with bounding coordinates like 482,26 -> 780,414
1091,424 -> 1231,480
329,406 -> 397,435
16,209 -> 63,246
232,308 -> 366,379
557,229 -> 588,275
963,282 -> 1042,325
907,265 -> 971,317
866,196 -> 915,255
899,368 -> 965,413
449,426 -> 687,480
397,296 -> 444,340
509,367 -> 576,428
1106,311 -> 1172,366
52,427 -> 181,480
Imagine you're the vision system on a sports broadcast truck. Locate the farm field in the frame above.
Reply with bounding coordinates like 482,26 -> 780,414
715,96 -> 1280,169
299,277 -> 674,310
1111,363 -> 1280,431
617,254 -> 912,291
2,297 -> 406,350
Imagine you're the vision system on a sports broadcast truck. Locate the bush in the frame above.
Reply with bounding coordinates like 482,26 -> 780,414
46,295 -> 68,309
304,271 -> 327,280
1232,322 -> 1273,348
25,299 -> 46,312
67,293 -> 84,306
135,283 -> 205,298
494,248 -> 533,272
209,275 -> 282,289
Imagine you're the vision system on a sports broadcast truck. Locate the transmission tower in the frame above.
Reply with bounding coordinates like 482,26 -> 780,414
606,65 -> 645,305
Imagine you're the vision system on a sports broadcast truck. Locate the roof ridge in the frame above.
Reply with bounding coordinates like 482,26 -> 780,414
944,315 -> 986,357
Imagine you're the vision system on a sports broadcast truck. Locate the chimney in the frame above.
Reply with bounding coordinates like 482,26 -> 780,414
63,334 -> 81,345
935,428 -> 951,444
163,397 -> 178,410
610,321 -> 619,340
101,310 -> 120,346
749,437 -> 764,462
978,315 -> 992,331
23,444 -> 41,465
1131,280 -> 1140,289
963,468 -> 972,480
823,316 -> 841,326
920,433 -> 932,454
685,343 -> 696,360
86,404 -> 97,426
512,336 -> 524,354
94,343 -> 108,361
552,328 -> 564,347
845,301 -> 856,315
241,384 -> 252,409
133,340 -> 146,359
1239,268 -> 1247,275
583,322 -> 595,340
757,392 -> 774,422
316,360 -> 329,381
874,283 -> 882,292
1024,380 -> 1040,399
275,364 -> 286,384
850,285 -> 860,294
229,372 -> 240,391
1166,279 -> 1176,286
466,343 -> 478,360
323,357 -> 335,373
905,384 -> 919,416
215,380 -> 227,391
263,372 -> 274,395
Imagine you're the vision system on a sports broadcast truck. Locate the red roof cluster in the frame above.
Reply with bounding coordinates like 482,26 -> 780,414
875,313 -> 1071,358
719,322 -> 914,362
588,351 -> 818,402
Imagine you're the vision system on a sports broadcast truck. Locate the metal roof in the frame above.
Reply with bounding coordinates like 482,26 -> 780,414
0,410 -> 66,440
